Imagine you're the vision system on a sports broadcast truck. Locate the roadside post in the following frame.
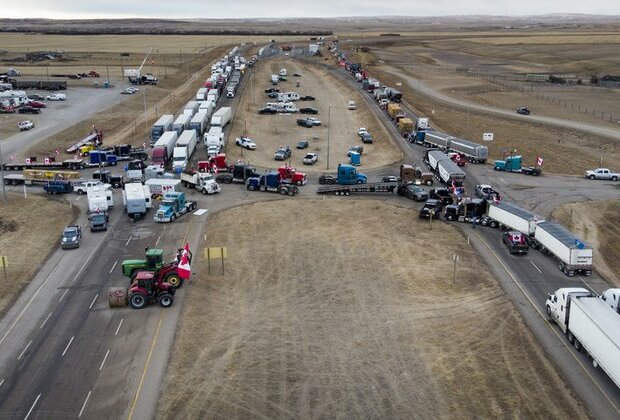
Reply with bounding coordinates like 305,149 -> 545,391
0,256 -> 7,282
206,247 -> 228,275
453,254 -> 459,284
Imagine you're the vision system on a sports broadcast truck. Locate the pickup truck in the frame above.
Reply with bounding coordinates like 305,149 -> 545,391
235,137 -> 257,150
274,146 -> 292,161
303,153 -> 318,165
503,231 -> 528,254
585,168 -> 619,181
61,225 -> 82,249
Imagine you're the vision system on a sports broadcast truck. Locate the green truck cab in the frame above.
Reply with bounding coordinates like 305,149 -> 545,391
122,248 -> 165,278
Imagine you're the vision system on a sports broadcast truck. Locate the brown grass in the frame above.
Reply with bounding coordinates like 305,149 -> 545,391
0,193 -> 75,314
158,199 -> 586,419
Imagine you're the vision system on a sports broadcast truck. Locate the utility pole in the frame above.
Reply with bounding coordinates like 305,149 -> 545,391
0,140 -> 7,202
453,254 -> 459,284
326,104 -> 331,170
142,87 -> 147,129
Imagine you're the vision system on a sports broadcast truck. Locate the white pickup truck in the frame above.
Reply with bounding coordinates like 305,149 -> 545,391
585,168 -> 619,181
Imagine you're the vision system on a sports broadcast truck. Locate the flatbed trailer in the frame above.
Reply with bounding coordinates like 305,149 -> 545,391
317,182 -> 396,196
3,159 -> 86,171
66,133 -> 99,154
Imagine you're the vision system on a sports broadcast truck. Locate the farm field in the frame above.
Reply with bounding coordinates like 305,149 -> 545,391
159,199 -> 586,419
226,57 -> 402,171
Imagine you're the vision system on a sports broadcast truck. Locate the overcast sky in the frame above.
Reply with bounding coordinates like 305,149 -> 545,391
3,0 -> 619,19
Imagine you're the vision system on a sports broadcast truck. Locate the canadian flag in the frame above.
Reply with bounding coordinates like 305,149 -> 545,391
536,156 -> 544,167
55,149 -> 60,155
177,252 -> 191,280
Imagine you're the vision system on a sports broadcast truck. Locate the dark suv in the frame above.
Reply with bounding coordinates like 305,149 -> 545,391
397,183 -> 428,201
429,188 -> 454,205
419,199 -> 443,219
517,107 -> 531,115
18,106 -> 41,114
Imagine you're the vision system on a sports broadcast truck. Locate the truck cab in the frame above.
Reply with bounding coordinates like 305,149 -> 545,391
89,211 -> 109,232
337,164 -> 366,185
600,289 -> 620,314
545,288 -> 592,333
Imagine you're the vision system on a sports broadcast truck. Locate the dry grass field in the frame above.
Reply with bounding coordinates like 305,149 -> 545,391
159,199 -> 586,419
226,57 -> 401,171
0,193 -> 75,314
554,200 -> 620,287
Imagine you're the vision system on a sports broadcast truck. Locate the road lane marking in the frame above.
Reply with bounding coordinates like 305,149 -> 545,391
99,349 -> 110,371
155,235 -> 161,246
125,235 -> 133,246
24,393 -> 41,420
78,390 -> 91,418
18,340 -> 32,360
109,260 -> 118,274
0,256 -> 63,346
128,310 -> 164,420
579,277 -> 597,293
58,289 -> 69,302
39,312 -> 52,329
88,294 -> 98,310
475,231 -> 620,415
0,378 -> 5,389
114,318 -> 124,336
61,336 -> 74,357
529,260 -> 543,273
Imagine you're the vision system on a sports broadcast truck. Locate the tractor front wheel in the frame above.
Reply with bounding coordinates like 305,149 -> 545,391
129,293 -> 147,309
158,293 -> 174,308
165,273 -> 184,289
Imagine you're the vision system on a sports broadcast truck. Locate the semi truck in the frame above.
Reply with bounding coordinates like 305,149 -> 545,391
145,178 -> 181,198
399,164 -> 434,186
546,289 -> 620,389
487,201 -> 544,236
183,100 -> 200,117
154,192 -> 196,223
180,171 -> 221,195
211,107 -> 232,128
151,131 -> 178,167
387,103 -> 401,119
207,89 -> 219,103
172,113 -> 192,135
190,111 -> 209,137
535,221 -> 593,276
436,158 -> 465,185
198,100 -> 214,117
397,118 -> 413,136
123,182 -> 152,220
426,150 -> 449,172
424,132 -> 488,164
150,114 -> 174,143
196,87 -> 208,101
172,130 -> 197,172
494,155 -> 541,176
215,162 -> 259,184
246,172 -> 299,196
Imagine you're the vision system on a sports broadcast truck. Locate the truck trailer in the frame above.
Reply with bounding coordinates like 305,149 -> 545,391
172,130 -> 197,172
437,158 -> 465,185
535,221 -> 593,276
487,201 -> 544,236
426,150 -> 449,172
211,107 -> 232,128
150,114 -> 174,143
151,131 -> 178,167
123,183 -> 152,221
546,289 -> 620,389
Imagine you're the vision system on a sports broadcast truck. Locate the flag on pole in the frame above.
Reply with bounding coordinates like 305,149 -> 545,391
177,252 -> 191,280
55,149 -> 60,155
142,142 -> 147,148
536,156 -> 544,167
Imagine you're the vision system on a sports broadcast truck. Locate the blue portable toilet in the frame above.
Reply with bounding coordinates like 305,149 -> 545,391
350,152 -> 361,166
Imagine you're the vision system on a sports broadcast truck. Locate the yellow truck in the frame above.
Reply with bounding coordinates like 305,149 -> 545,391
398,118 -> 414,135
387,103 -> 402,119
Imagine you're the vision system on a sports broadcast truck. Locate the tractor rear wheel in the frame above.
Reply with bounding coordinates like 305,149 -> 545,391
129,293 -> 147,309
158,293 -> 174,308
280,188 -> 288,195
165,273 -> 183,289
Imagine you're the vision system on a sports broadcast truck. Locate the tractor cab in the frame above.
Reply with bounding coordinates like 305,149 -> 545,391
145,248 -> 164,269
128,270 -> 175,309
132,271 -> 156,293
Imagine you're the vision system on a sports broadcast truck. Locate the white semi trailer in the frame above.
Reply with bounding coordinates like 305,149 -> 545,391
535,221 -> 593,276
546,288 -> 620,389
487,201 -> 545,236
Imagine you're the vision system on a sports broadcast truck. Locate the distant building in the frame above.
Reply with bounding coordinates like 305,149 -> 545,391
598,75 -> 620,89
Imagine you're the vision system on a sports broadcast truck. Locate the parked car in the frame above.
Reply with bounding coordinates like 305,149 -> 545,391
296,140 -> 309,149
347,145 -> 364,157
264,88 -> 280,93
61,225 -> 82,249
429,188 -> 454,205
235,137 -> 257,150
293,73 -> 302,77
18,106 -> 41,114
516,106 -> 530,115
358,127 -> 369,137
297,118 -> 315,128
258,106 -> 277,115
318,174 -> 337,184
18,120 -> 34,131
419,199 -> 443,219
27,94 -> 45,101
360,133 -> 373,144
26,101 -> 47,108
475,184 -> 499,199
398,183 -> 428,201
306,117 -> 321,126
121,87 -> 137,94
274,146 -> 292,161
207,145 -> 220,157
267,92 -> 279,99
46,93 -> 66,101
299,107 -> 319,114
300,95 -> 315,101
303,153 -> 318,165
503,231 -> 529,255
347,100 -> 356,110
382,176 -> 398,183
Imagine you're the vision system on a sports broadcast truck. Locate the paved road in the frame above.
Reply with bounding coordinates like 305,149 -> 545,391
380,66 -> 620,141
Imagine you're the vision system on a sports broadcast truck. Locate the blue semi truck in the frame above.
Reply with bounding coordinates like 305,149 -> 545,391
246,172 -> 298,196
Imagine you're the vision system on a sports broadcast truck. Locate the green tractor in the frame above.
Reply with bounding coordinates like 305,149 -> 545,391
122,248 -> 165,279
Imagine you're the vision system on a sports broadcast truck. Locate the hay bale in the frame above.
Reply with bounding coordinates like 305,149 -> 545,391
108,287 -> 127,307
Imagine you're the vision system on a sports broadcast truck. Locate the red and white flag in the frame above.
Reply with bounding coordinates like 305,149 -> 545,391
177,252 -> 191,280
536,156 -> 544,167
55,149 -> 60,155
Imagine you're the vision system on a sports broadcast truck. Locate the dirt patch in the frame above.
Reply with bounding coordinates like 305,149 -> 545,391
159,199 -> 585,419
226,57 -> 402,172
0,193 -> 75,314
554,200 -> 620,287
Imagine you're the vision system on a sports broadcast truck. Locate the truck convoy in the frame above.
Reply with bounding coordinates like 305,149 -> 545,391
172,129 -> 197,172
546,288 -> 620,389
150,114 -> 174,143
151,131 -> 178,167
154,192 -> 196,223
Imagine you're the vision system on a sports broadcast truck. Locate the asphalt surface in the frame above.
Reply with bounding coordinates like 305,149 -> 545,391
0,46 -> 618,419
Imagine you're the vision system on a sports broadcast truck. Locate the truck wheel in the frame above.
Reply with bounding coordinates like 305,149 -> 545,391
494,166 -> 500,171
171,214 -> 176,222
357,180 -> 364,184
77,189 -> 85,195
567,331 -> 575,344
296,180 -> 303,186
426,180 -> 433,186
344,191 -> 350,196
447,215 -> 454,221
589,175 -> 595,180
129,293 -> 147,309
574,338 -> 582,352
248,185 -> 256,191
545,305 -> 552,318
279,188 -> 288,195
613,176 -> 618,181
165,273 -> 183,288
158,293 -> 174,308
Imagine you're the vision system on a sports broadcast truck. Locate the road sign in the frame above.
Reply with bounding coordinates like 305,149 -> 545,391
205,247 -> 228,274
483,133 -> 494,141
